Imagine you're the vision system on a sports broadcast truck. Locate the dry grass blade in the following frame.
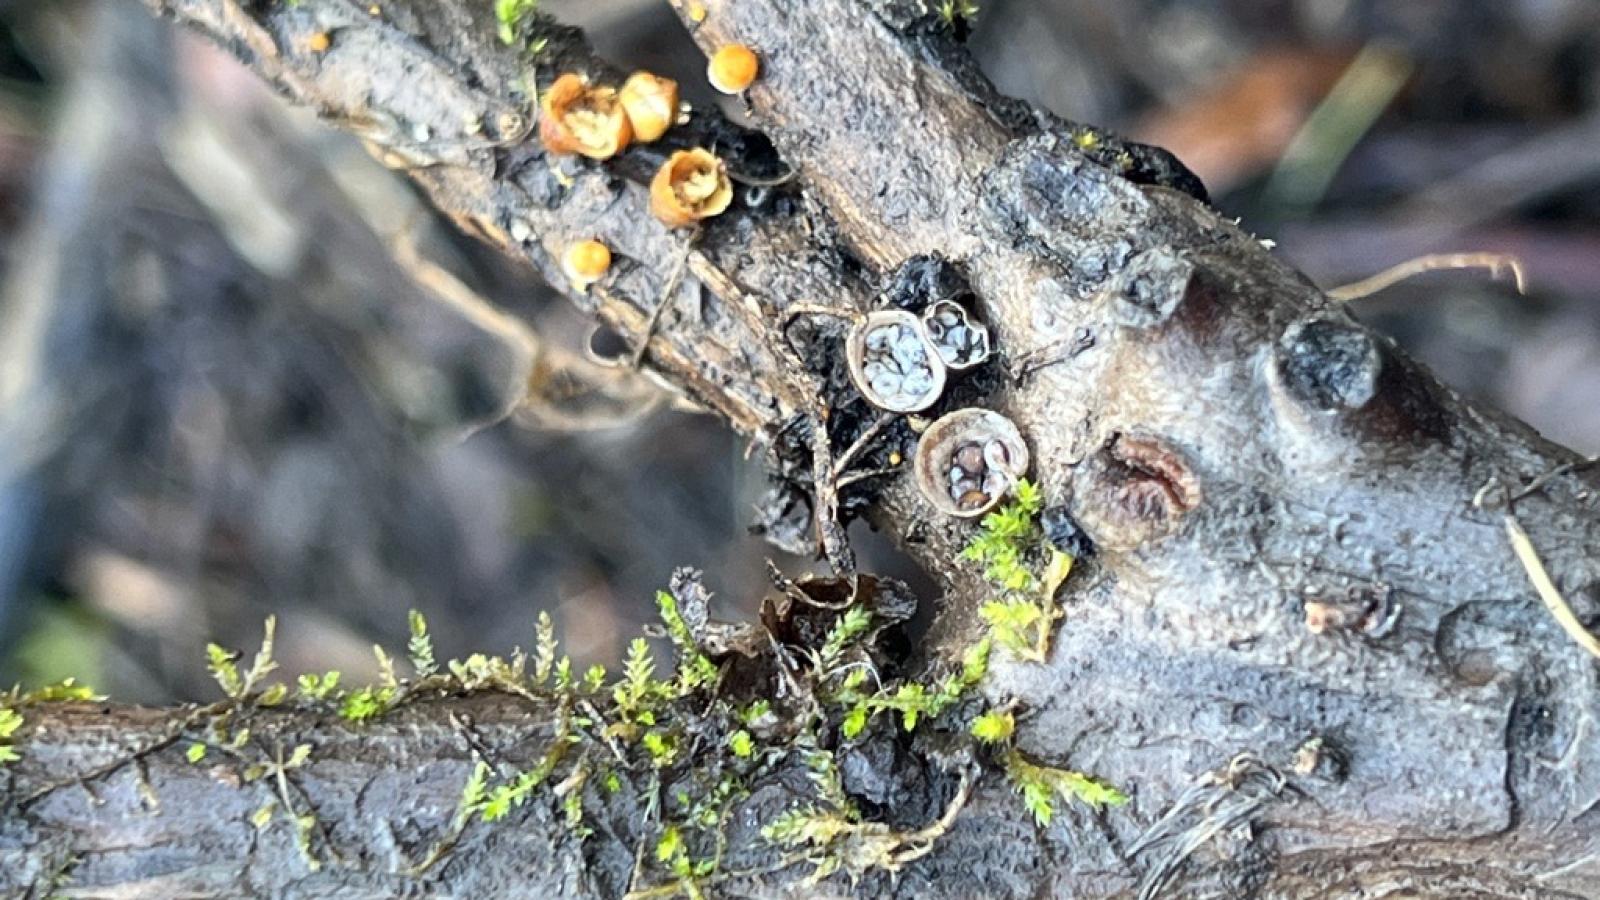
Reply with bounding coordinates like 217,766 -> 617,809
1503,515 -> 1600,660
1329,252 -> 1527,301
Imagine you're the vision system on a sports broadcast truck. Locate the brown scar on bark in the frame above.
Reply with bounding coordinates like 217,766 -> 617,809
1081,433 -> 1202,546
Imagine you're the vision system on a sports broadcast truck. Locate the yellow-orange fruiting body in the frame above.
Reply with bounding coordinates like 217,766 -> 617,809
308,32 -> 332,53
707,45 -> 759,94
539,73 -> 632,160
650,149 -> 734,228
563,239 -> 612,288
618,71 -> 681,143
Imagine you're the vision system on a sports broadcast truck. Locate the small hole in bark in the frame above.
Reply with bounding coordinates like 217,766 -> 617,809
586,323 -> 633,366
1230,704 -> 1264,730
1450,649 -> 1501,687
1291,736 -> 1350,782
880,255 -> 972,314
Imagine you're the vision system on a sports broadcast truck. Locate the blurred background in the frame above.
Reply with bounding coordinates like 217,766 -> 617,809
0,0 -> 1595,703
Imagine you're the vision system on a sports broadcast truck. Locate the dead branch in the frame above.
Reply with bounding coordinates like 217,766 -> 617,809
6,0 -> 1597,896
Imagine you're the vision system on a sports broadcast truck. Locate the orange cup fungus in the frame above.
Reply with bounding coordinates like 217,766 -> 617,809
618,71 -> 681,143
650,149 -> 734,228
539,73 -> 632,160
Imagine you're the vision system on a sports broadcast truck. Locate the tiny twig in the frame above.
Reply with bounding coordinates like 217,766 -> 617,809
267,740 -> 344,869
574,698 -> 630,766
834,466 -> 899,491
1473,463 -> 1600,661
448,712 -> 519,780
1010,327 -> 1094,383
727,166 -> 797,188
833,412 -> 895,475
1328,252 -> 1527,302
632,228 -> 700,368
1511,457 -> 1600,504
890,769 -> 975,866
809,416 -> 856,576
625,773 -> 665,897
781,304 -> 867,332
404,720 -> 493,876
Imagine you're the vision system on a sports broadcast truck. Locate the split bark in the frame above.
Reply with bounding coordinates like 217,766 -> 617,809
3,0 -> 1597,896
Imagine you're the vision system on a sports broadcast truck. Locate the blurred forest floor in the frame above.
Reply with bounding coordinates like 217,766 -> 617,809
0,0 -> 1596,703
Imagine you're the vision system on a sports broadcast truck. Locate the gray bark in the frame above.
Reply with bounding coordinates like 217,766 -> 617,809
2,0 -> 1597,896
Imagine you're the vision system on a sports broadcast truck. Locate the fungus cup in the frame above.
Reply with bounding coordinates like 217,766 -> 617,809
650,148 -> 734,227
539,72 -> 632,159
914,409 -> 1030,517
619,71 -> 680,143
920,299 -> 992,370
846,310 -> 947,413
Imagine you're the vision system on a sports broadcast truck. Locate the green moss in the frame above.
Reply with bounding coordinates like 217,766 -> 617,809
816,605 -> 872,669
0,707 -> 22,765
339,686 -> 395,722
474,710 -> 574,823
970,709 -> 1014,743
961,480 -> 1071,662
937,0 -> 980,27
206,617 -> 280,699
295,671 -> 341,701
407,610 -> 437,678
240,742 -> 323,871
656,591 -> 718,691
960,479 -> 1043,590
1002,749 -> 1127,826
6,677 -> 101,705
494,0 -> 548,55
55,530 -> 1119,889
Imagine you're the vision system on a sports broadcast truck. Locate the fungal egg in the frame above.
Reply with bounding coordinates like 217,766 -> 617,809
563,239 -> 612,289
708,45 -> 760,94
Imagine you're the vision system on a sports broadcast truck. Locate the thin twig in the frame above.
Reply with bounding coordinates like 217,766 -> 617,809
631,228 -> 700,368
727,166 -> 797,188
833,412 -> 895,475
1010,327 -> 1094,383
781,304 -> 866,331
1511,457 -> 1599,504
888,768 -> 975,866
834,466 -> 899,491
809,415 -> 856,576
1328,252 -> 1527,302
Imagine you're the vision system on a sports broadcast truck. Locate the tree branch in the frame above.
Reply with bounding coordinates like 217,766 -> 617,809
7,0 -> 1596,895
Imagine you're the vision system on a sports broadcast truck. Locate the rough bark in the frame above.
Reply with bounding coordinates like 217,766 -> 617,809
3,0 -> 1598,896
